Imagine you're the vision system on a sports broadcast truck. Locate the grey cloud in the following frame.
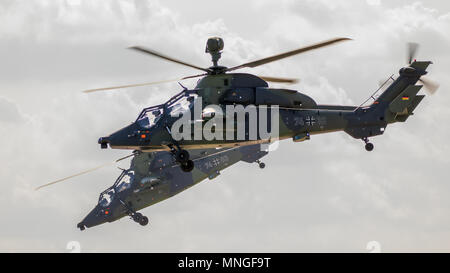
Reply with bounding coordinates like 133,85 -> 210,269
0,0 -> 449,252
0,97 -> 25,122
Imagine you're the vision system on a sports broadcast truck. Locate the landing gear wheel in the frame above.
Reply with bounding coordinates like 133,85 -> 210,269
365,142 -> 374,152
256,160 -> 265,169
139,216 -> 149,226
133,212 -> 142,223
176,149 -> 190,163
180,160 -> 194,172
77,223 -> 85,231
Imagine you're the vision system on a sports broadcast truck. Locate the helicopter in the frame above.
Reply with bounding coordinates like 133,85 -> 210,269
77,145 -> 267,230
35,39 -> 439,230
37,144 -> 268,230
85,37 -> 439,173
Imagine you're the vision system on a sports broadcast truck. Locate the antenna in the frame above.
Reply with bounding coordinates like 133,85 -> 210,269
355,74 -> 395,110
178,82 -> 187,90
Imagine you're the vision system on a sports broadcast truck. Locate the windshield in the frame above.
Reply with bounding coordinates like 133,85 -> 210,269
99,189 -> 115,207
137,106 -> 164,128
135,90 -> 198,127
115,170 -> 134,193
97,170 -> 135,207
167,94 -> 198,117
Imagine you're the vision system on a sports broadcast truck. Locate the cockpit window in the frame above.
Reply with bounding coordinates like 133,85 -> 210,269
137,106 -> 163,128
97,170 -> 135,207
115,170 -> 134,193
135,90 -> 198,127
99,189 -> 115,207
167,93 -> 198,117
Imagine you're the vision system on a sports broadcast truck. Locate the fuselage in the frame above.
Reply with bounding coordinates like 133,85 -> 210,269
99,73 -> 360,152
78,145 -> 268,229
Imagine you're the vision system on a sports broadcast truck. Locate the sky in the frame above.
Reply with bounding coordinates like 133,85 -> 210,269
1,0 -> 450,252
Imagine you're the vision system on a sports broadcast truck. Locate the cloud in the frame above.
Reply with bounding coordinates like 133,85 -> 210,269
0,97 -> 25,123
367,0 -> 381,6
0,0 -> 449,252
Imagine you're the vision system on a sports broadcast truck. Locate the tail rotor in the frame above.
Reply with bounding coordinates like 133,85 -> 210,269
407,42 -> 440,94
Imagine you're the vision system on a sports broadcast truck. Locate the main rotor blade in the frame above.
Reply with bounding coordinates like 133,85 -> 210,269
35,154 -> 135,191
407,42 -> 419,64
129,46 -> 211,73
419,76 -> 440,95
82,74 -> 206,93
258,76 -> 299,84
226,37 -> 352,72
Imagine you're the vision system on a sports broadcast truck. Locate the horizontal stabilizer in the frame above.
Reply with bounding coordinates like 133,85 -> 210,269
389,85 -> 422,113
395,95 -> 425,122
410,61 -> 432,71
408,95 -> 425,113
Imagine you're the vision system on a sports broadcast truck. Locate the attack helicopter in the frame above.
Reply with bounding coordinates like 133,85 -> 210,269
86,38 -> 439,173
75,144 -> 267,230
38,144 -> 268,230
36,38 -> 439,230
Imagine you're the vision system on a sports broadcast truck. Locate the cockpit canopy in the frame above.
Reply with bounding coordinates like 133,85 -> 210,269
136,106 -> 164,129
98,170 -> 135,207
135,90 -> 198,129
167,93 -> 197,117
116,170 -> 134,193
99,189 -> 115,207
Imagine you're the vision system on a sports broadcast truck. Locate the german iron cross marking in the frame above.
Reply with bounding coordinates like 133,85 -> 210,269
305,116 -> 316,126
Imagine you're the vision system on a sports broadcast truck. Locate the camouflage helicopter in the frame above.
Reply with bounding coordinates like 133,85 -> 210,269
37,144 -> 268,230
85,38 -> 439,173
36,39 -> 438,230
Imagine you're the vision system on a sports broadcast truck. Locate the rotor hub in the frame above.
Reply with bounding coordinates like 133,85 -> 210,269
208,65 -> 228,75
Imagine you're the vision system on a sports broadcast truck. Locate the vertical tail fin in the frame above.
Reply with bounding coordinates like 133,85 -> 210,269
370,61 -> 431,122
375,61 -> 431,103
345,61 -> 432,140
